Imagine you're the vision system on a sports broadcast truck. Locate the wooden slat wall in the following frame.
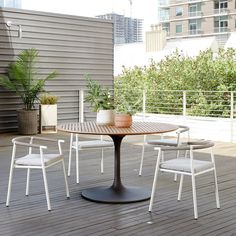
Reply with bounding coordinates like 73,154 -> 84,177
0,8 -> 114,132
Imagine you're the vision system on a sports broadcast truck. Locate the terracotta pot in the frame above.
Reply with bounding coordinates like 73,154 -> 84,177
115,114 -> 132,128
17,109 -> 38,135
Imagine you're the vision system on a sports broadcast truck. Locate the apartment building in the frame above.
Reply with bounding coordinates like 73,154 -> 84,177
159,0 -> 236,46
0,0 -> 21,8
97,13 -> 143,44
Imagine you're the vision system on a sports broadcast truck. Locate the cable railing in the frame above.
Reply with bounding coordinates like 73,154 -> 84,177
78,89 -> 236,142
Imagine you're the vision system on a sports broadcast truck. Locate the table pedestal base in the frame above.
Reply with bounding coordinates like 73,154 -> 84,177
81,186 -> 150,203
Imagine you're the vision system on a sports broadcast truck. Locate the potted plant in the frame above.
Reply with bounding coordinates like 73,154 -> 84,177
0,48 -> 57,134
85,77 -> 114,125
39,93 -> 58,133
114,92 -> 141,128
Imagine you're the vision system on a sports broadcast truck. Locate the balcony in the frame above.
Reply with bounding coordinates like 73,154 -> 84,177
213,8 -> 229,15
189,29 -> 202,35
188,0 -> 202,2
188,11 -> 202,17
159,16 -> 170,22
214,27 -> 229,33
159,0 -> 170,7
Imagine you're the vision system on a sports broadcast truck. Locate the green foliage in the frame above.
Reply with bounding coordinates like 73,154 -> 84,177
115,48 -> 236,117
0,48 -> 57,110
40,93 -> 58,104
85,77 -> 114,112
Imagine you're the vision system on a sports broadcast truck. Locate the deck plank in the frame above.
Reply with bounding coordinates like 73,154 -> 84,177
0,132 -> 235,235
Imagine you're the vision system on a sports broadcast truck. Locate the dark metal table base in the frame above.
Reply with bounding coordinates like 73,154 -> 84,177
82,135 -> 150,203
81,186 -> 150,203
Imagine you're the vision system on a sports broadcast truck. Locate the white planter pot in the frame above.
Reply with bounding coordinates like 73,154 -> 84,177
40,104 -> 57,133
96,109 -> 114,125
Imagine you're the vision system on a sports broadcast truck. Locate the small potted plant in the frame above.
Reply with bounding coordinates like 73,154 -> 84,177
114,92 -> 141,128
0,48 -> 57,134
85,77 -> 114,125
39,93 -> 58,133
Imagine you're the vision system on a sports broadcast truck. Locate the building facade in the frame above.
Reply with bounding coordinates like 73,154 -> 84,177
0,0 -> 21,8
159,0 -> 236,46
97,13 -> 143,44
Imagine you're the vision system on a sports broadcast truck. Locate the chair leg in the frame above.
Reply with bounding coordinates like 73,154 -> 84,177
62,159 -> 70,198
211,149 -> 220,209
213,169 -> 220,209
139,144 -> 145,176
26,168 -> 30,196
6,164 -> 14,207
174,150 -> 180,182
149,150 -> 161,212
101,149 -> 104,174
68,133 -> 73,177
177,174 -> 184,201
42,167 -> 51,211
75,134 -> 80,184
191,174 -> 198,219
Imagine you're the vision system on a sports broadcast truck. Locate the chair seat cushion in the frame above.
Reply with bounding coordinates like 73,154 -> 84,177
15,154 -> 63,166
160,158 -> 214,173
72,140 -> 113,149
147,139 -> 178,146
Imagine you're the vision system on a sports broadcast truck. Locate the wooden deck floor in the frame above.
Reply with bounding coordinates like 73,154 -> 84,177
0,132 -> 236,236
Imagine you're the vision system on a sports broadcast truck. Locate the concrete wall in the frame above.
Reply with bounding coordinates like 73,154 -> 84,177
0,8 -> 114,132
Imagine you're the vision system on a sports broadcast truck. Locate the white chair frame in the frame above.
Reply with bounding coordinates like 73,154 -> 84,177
6,136 -> 70,211
68,133 -> 113,183
148,140 -> 220,219
139,125 -> 190,178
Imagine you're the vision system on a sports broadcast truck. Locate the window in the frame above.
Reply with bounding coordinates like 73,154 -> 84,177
176,24 -> 182,34
159,0 -> 169,5
214,0 -> 228,9
189,19 -> 201,34
176,6 -> 183,16
189,3 -> 201,16
159,9 -> 170,21
162,23 -> 170,35
214,16 -> 228,32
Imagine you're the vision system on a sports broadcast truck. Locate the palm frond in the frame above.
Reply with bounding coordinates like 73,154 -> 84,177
0,48 -> 58,110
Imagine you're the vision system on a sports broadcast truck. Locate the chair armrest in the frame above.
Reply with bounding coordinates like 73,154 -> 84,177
154,140 -> 214,151
154,145 -> 190,151
32,137 -> 65,143
13,141 -> 47,149
177,126 -> 190,134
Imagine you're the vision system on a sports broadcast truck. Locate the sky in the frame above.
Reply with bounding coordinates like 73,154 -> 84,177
22,0 -> 158,30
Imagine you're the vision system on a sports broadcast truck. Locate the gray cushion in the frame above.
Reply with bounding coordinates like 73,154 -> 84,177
147,139 -> 178,146
15,154 -> 62,166
160,158 -> 214,173
72,140 -> 113,149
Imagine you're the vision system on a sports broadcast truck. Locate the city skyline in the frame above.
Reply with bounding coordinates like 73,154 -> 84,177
21,0 -> 158,30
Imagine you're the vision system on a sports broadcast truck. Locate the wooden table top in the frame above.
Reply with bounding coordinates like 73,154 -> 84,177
58,122 -> 178,136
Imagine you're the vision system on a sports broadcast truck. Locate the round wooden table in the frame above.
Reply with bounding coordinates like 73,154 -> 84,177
58,121 -> 178,203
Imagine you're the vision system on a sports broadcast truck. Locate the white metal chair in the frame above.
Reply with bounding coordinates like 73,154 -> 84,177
149,140 -> 220,219
68,133 -> 113,183
139,125 -> 190,178
6,136 -> 70,211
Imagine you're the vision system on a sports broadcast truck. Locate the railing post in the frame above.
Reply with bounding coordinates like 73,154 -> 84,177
183,91 -> 187,118
79,89 -> 84,123
142,89 -> 146,122
230,91 -> 234,142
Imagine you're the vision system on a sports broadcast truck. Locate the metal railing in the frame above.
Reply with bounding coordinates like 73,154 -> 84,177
189,29 -> 202,35
78,89 -> 236,142
213,8 -> 229,15
214,27 -> 229,33
188,11 -> 202,17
